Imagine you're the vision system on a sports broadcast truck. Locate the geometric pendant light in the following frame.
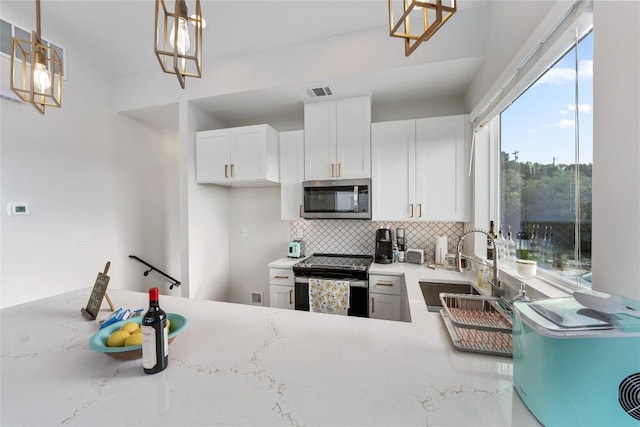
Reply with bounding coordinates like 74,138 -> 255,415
10,0 -> 63,114
154,0 -> 203,89
388,0 -> 457,56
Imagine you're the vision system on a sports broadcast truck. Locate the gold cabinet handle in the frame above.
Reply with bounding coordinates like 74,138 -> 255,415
331,163 -> 335,177
274,275 -> 289,279
338,163 -> 342,177
289,289 -> 293,305
418,203 -> 422,218
371,297 -> 375,314
410,204 -> 414,218
299,205 -> 303,218
230,164 -> 235,178
376,281 -> 394,287
225,164 -> 229,178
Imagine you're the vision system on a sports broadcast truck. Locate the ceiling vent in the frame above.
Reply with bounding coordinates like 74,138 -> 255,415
306,87 -> 333,98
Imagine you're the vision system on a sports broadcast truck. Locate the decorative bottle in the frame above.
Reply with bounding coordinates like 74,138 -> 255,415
487,220 -> 496,261
516,221 -> 530,260
506,226 -> 516,267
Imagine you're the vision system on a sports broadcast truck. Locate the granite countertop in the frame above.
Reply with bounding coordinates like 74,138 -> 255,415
1,266 -> 541,426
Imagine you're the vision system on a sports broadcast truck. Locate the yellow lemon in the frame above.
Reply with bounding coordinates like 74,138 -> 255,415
124,332 -> 143,347
120,322 -> 140,334
107,330 -> 131,347
166,319 -> 171,332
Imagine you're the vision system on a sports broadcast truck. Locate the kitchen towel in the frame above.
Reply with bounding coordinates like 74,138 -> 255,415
435,236 -> 448,265
309,278 -> 350,315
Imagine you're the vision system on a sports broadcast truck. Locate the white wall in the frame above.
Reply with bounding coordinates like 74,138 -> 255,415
0,47 -> 180,308
592,1 -> 640,300
466,1 -> 557,111
180,102 -> 230,301
228,187 -> 290,305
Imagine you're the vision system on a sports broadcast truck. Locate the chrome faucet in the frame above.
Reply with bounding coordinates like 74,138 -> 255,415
456,229 -> 503,297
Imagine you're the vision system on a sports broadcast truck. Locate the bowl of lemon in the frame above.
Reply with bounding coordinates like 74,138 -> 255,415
88,313 -> 187,360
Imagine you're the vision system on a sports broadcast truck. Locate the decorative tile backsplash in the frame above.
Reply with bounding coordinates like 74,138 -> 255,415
290,220 -> 464,261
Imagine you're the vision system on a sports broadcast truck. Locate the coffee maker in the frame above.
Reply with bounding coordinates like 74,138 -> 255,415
375,228 -> 394,264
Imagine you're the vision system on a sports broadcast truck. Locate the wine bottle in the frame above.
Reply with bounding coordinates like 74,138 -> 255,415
487,220 -> 496,260
142,287 -> 168,374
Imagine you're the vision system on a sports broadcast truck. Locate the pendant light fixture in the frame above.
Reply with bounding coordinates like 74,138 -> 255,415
10,0 -> 62,114
388,0 -> 457,56
154,0 -> 203,89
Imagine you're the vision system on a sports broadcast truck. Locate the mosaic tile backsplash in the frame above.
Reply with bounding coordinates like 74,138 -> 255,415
290,220 -> 464,261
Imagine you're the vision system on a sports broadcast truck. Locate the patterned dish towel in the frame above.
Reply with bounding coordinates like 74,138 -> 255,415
309,278 -> 350,315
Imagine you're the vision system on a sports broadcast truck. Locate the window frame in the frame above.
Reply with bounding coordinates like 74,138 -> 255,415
494,28 -> 594,292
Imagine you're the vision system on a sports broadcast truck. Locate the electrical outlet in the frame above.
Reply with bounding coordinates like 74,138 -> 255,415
242,228 -> 249,238
295,229 -> 303,240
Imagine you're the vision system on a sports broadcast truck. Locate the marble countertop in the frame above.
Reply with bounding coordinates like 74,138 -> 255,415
1,269 -> 541,426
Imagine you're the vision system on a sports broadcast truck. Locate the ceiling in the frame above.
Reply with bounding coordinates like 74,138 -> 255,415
2,0 -> 491,129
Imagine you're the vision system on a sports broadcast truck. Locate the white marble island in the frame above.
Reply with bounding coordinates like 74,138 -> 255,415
1,282 -> 540,426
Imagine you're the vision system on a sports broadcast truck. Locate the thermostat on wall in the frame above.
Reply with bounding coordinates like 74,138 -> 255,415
7,203 -> 30,216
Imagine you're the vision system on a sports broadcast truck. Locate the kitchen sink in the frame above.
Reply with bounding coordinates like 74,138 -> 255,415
419,281 -> 480,312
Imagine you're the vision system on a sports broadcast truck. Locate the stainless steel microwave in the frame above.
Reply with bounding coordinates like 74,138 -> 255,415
302,179 -> 371,219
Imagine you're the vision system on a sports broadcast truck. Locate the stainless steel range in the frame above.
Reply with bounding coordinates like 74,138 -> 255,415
293,253 -> 373,317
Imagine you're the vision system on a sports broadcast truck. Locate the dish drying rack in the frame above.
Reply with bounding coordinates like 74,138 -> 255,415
439,293 -> 513,356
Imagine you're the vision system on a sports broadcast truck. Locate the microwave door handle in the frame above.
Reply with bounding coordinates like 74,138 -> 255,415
353,186 -> 359,212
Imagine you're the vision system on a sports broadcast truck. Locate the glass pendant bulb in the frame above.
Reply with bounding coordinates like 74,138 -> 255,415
169,17 -> 190,54
33,62 -> 51,93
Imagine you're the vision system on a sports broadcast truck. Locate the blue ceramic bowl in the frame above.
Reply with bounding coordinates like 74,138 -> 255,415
88,313 -> 187,360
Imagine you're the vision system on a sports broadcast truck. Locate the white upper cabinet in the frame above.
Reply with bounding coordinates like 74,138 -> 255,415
196,124 -> 279,186
372,120 -> 415,220
415,115 -> 470,221
304,96 -> 371,180
279,130 -> 304,220
372,115 -> 471,222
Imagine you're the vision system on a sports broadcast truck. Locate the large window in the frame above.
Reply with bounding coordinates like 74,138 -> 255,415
500,31 -> 593,287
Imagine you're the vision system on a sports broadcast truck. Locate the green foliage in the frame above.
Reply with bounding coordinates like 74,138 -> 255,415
501,154 -> 592,224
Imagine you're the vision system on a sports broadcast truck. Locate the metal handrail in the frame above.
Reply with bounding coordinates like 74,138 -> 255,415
128,255 -> 181,290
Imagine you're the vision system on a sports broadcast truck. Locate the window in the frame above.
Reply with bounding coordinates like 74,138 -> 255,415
500,31 -> 593,288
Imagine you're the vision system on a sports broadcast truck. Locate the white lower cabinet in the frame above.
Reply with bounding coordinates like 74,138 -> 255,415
269,268 -> 294,310
368,274 -> 403,321
270,284 -> 294,310
369,293 -> 402,321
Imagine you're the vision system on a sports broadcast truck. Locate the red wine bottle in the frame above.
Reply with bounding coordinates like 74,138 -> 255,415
142,287 -> 168,374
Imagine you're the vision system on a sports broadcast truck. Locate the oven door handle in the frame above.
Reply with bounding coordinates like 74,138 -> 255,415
295,276 -> 368,288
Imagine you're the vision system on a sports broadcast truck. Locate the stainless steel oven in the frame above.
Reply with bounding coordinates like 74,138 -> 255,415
292,254 -> 372,317
302,179 -> 371,219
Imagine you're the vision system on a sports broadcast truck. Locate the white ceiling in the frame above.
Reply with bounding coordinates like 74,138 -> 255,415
2,0 -> 491,128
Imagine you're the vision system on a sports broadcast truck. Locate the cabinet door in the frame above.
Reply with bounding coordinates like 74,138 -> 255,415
336,97 -> 371,179
415,115 -> 470,221
196,130 -> 231,183
371,120 -> 415,220
231,125 -> 267,181
279,130 -> 304,220
270,285 -> 294,309
304,101 -> 336,180
369,293 -> 402,321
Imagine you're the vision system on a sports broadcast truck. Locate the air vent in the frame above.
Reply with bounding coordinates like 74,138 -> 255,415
306,86 -> 333,98
619,372 -> 640,420
0,18 -> 67,78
